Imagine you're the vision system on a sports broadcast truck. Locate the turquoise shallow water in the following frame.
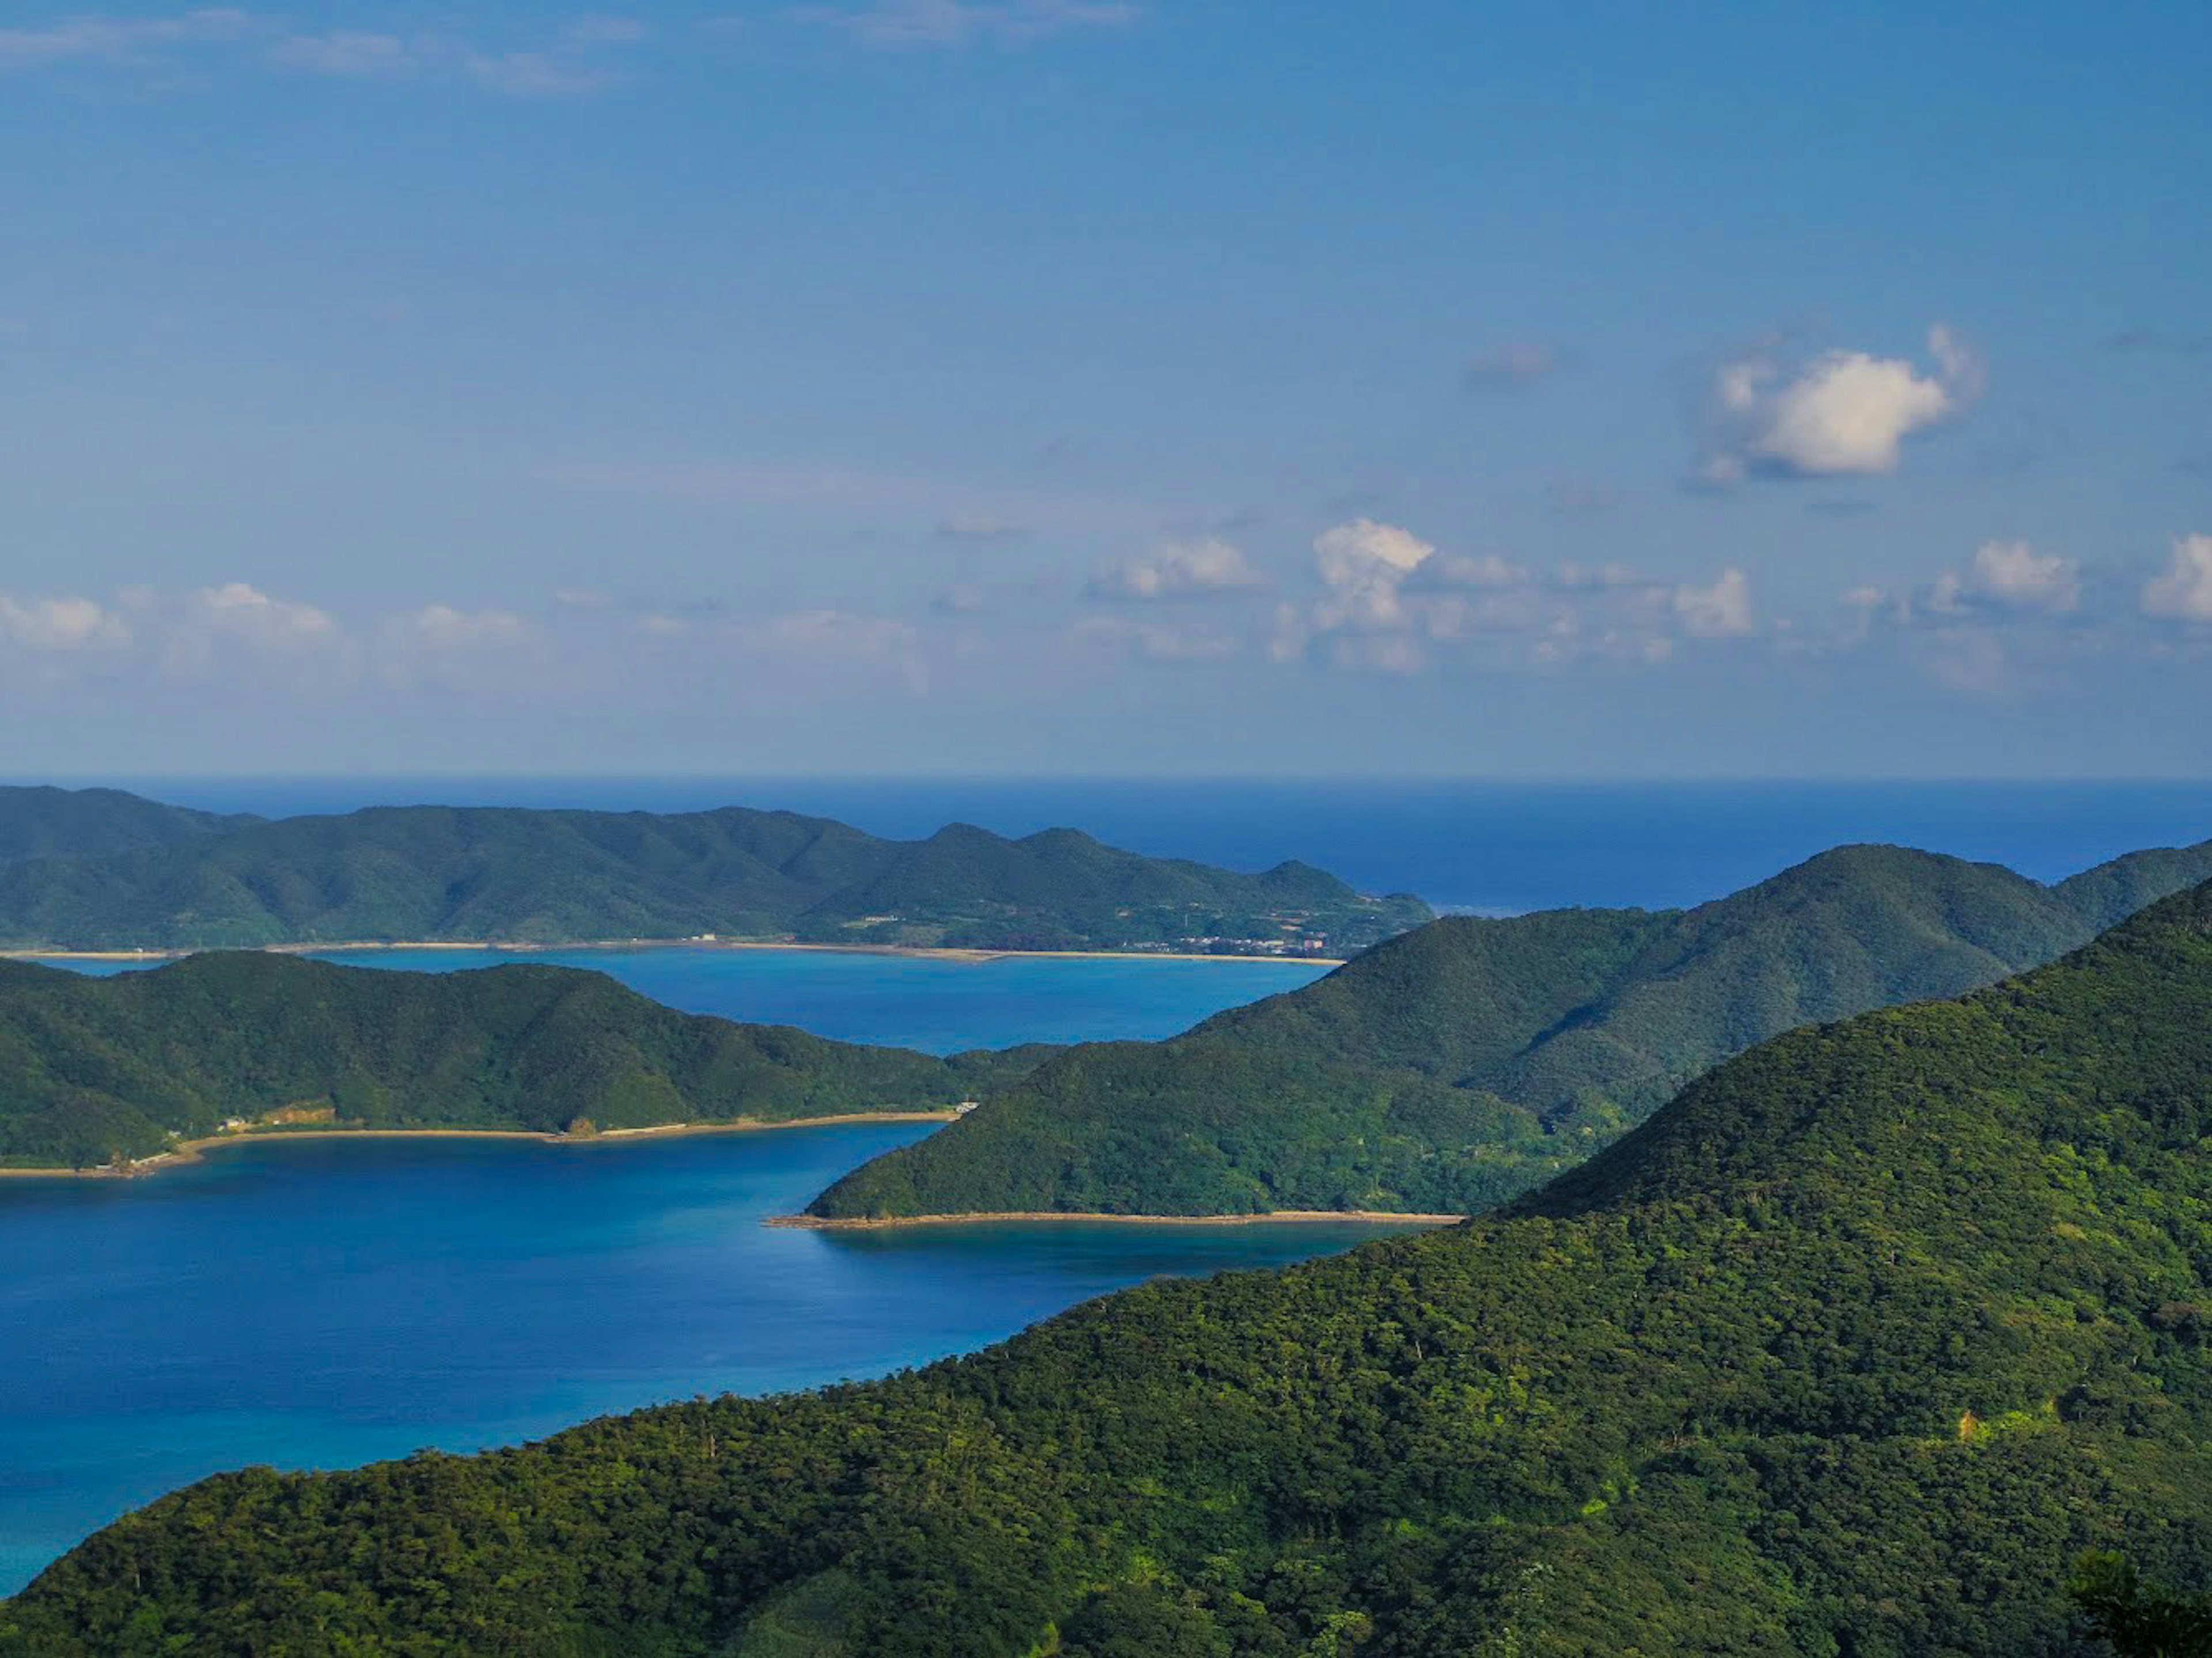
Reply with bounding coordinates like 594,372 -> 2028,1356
0,1130 -> 1424,1596
0,949 -> 1361,1596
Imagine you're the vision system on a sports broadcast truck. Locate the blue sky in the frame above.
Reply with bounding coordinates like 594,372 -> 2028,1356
2,1 -> 2207,776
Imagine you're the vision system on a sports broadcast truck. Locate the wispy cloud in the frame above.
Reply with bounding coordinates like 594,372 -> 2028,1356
1463,340 -> 1562,390
0,8 -> 248,69
2109,328 -> 2212,356
1268,518 -> 1755,674
2143,534 -> 2212,624
1,10 -> 642,94
1085,537 -> 1264,601
794,0 -> 1138,49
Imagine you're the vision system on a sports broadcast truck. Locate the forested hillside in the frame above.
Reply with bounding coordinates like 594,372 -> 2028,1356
0,953 -> 1047,1170
0,786 -> 257,867
811,837 -> 2212,1219
0,789 -> 1427,955
11,883 -> 2210,1655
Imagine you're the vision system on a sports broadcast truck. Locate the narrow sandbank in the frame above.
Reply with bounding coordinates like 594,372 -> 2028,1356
0,1111 -> 959,1182
766,1209 -> 1464,1231
2,939 -> 1344,968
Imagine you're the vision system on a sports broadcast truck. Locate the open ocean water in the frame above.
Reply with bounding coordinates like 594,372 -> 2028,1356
7,776 -> 2212,1594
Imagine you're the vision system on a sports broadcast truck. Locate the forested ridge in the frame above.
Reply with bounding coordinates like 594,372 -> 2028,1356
0,787 -> 1428,955
811,837 -> 2212,1220
8,882 -> 2211,1655
0,953 -> 1048,1170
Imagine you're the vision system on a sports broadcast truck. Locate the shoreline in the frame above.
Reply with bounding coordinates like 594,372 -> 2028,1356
766,1208 -> 1465,1231
1,939 -> 1346,969
0,1112 -> 960,1182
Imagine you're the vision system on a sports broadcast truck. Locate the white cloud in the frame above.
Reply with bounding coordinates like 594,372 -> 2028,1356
0,595 -> 128,651
150,582 -> 339,680
2143,533 -> 2212,623
1929,540 -> 2081,614
800,0 -> 1138,48
1308,517 -> 1434,631
1464,340 -> 1558,389
1673,568 -> 1755,638
1696,323 -> 1983,484
553,587 -> 609,609
1086,537 -> 1263,601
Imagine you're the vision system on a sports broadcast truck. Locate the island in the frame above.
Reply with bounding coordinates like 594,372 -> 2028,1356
0,787 -> 1430,958
10,881 -> 2209,1653
0,951 -> 1051,1173
803,836 -> 2212,1223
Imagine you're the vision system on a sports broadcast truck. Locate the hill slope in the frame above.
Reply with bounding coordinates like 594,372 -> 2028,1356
0,786 -> 257,867
809,837 -> 2212,1219
10,884 -> 2211,1655
0,953 -> 1047,1170
0,791 -> 1428,955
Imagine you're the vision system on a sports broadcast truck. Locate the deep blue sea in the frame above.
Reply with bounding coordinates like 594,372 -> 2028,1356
8,776 -> 2212,1596
0,1129 -> 1411,1596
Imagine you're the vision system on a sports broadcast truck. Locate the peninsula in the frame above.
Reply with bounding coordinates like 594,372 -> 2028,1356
0,951 -> 1050,1173
806,834 -> 2212,1223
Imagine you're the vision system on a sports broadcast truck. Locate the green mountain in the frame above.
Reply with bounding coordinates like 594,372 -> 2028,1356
12,883 -> 2212,1655
0,791 -> 1429,955
0,786 -> 257,867
809,838 -> 2212,1220
0,953 -> 1048,1171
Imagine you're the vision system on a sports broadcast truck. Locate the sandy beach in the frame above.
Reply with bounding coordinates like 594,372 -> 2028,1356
766,1208 -> 1464,1231
2,939 -> 1345,968
0,1111 -> 961,1182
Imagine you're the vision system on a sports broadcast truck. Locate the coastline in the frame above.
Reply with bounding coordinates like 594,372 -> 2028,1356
766,1208 -> 1465,1231
1,939 -> 1346,969
0,1111 -> 960,1182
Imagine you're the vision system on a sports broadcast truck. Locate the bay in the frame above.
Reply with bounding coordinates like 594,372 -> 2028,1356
1,1128 -> 1423,1595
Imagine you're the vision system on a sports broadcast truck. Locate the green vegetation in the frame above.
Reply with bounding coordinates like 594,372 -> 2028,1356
0,785 -> 256,867
10,883 -> 2212,1654
0,953 -> 1048,1170
812,839 -> 2212,1219
0,788 -> 1429,955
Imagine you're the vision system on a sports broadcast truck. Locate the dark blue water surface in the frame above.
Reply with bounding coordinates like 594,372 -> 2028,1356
75,775 -> 2212,912
1,1129 -> 1419,1594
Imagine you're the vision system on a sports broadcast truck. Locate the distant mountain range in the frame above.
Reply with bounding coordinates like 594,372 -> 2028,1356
808,835 -> 2212,1220
0,786 -> 1430,956
14,877 -> 2210,1653
0,951 -> 1051,1171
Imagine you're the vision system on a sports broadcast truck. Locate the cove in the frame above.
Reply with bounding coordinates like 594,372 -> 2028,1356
0,1124 -> 1429,1595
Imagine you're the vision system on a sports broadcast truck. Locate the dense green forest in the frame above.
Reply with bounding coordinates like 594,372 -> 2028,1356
810,837 -> 2212,1219
0,787 -> 1429,955
0,786 -> 257,866
0,953 -> 1049,1170
10,883 -> 2212,1655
